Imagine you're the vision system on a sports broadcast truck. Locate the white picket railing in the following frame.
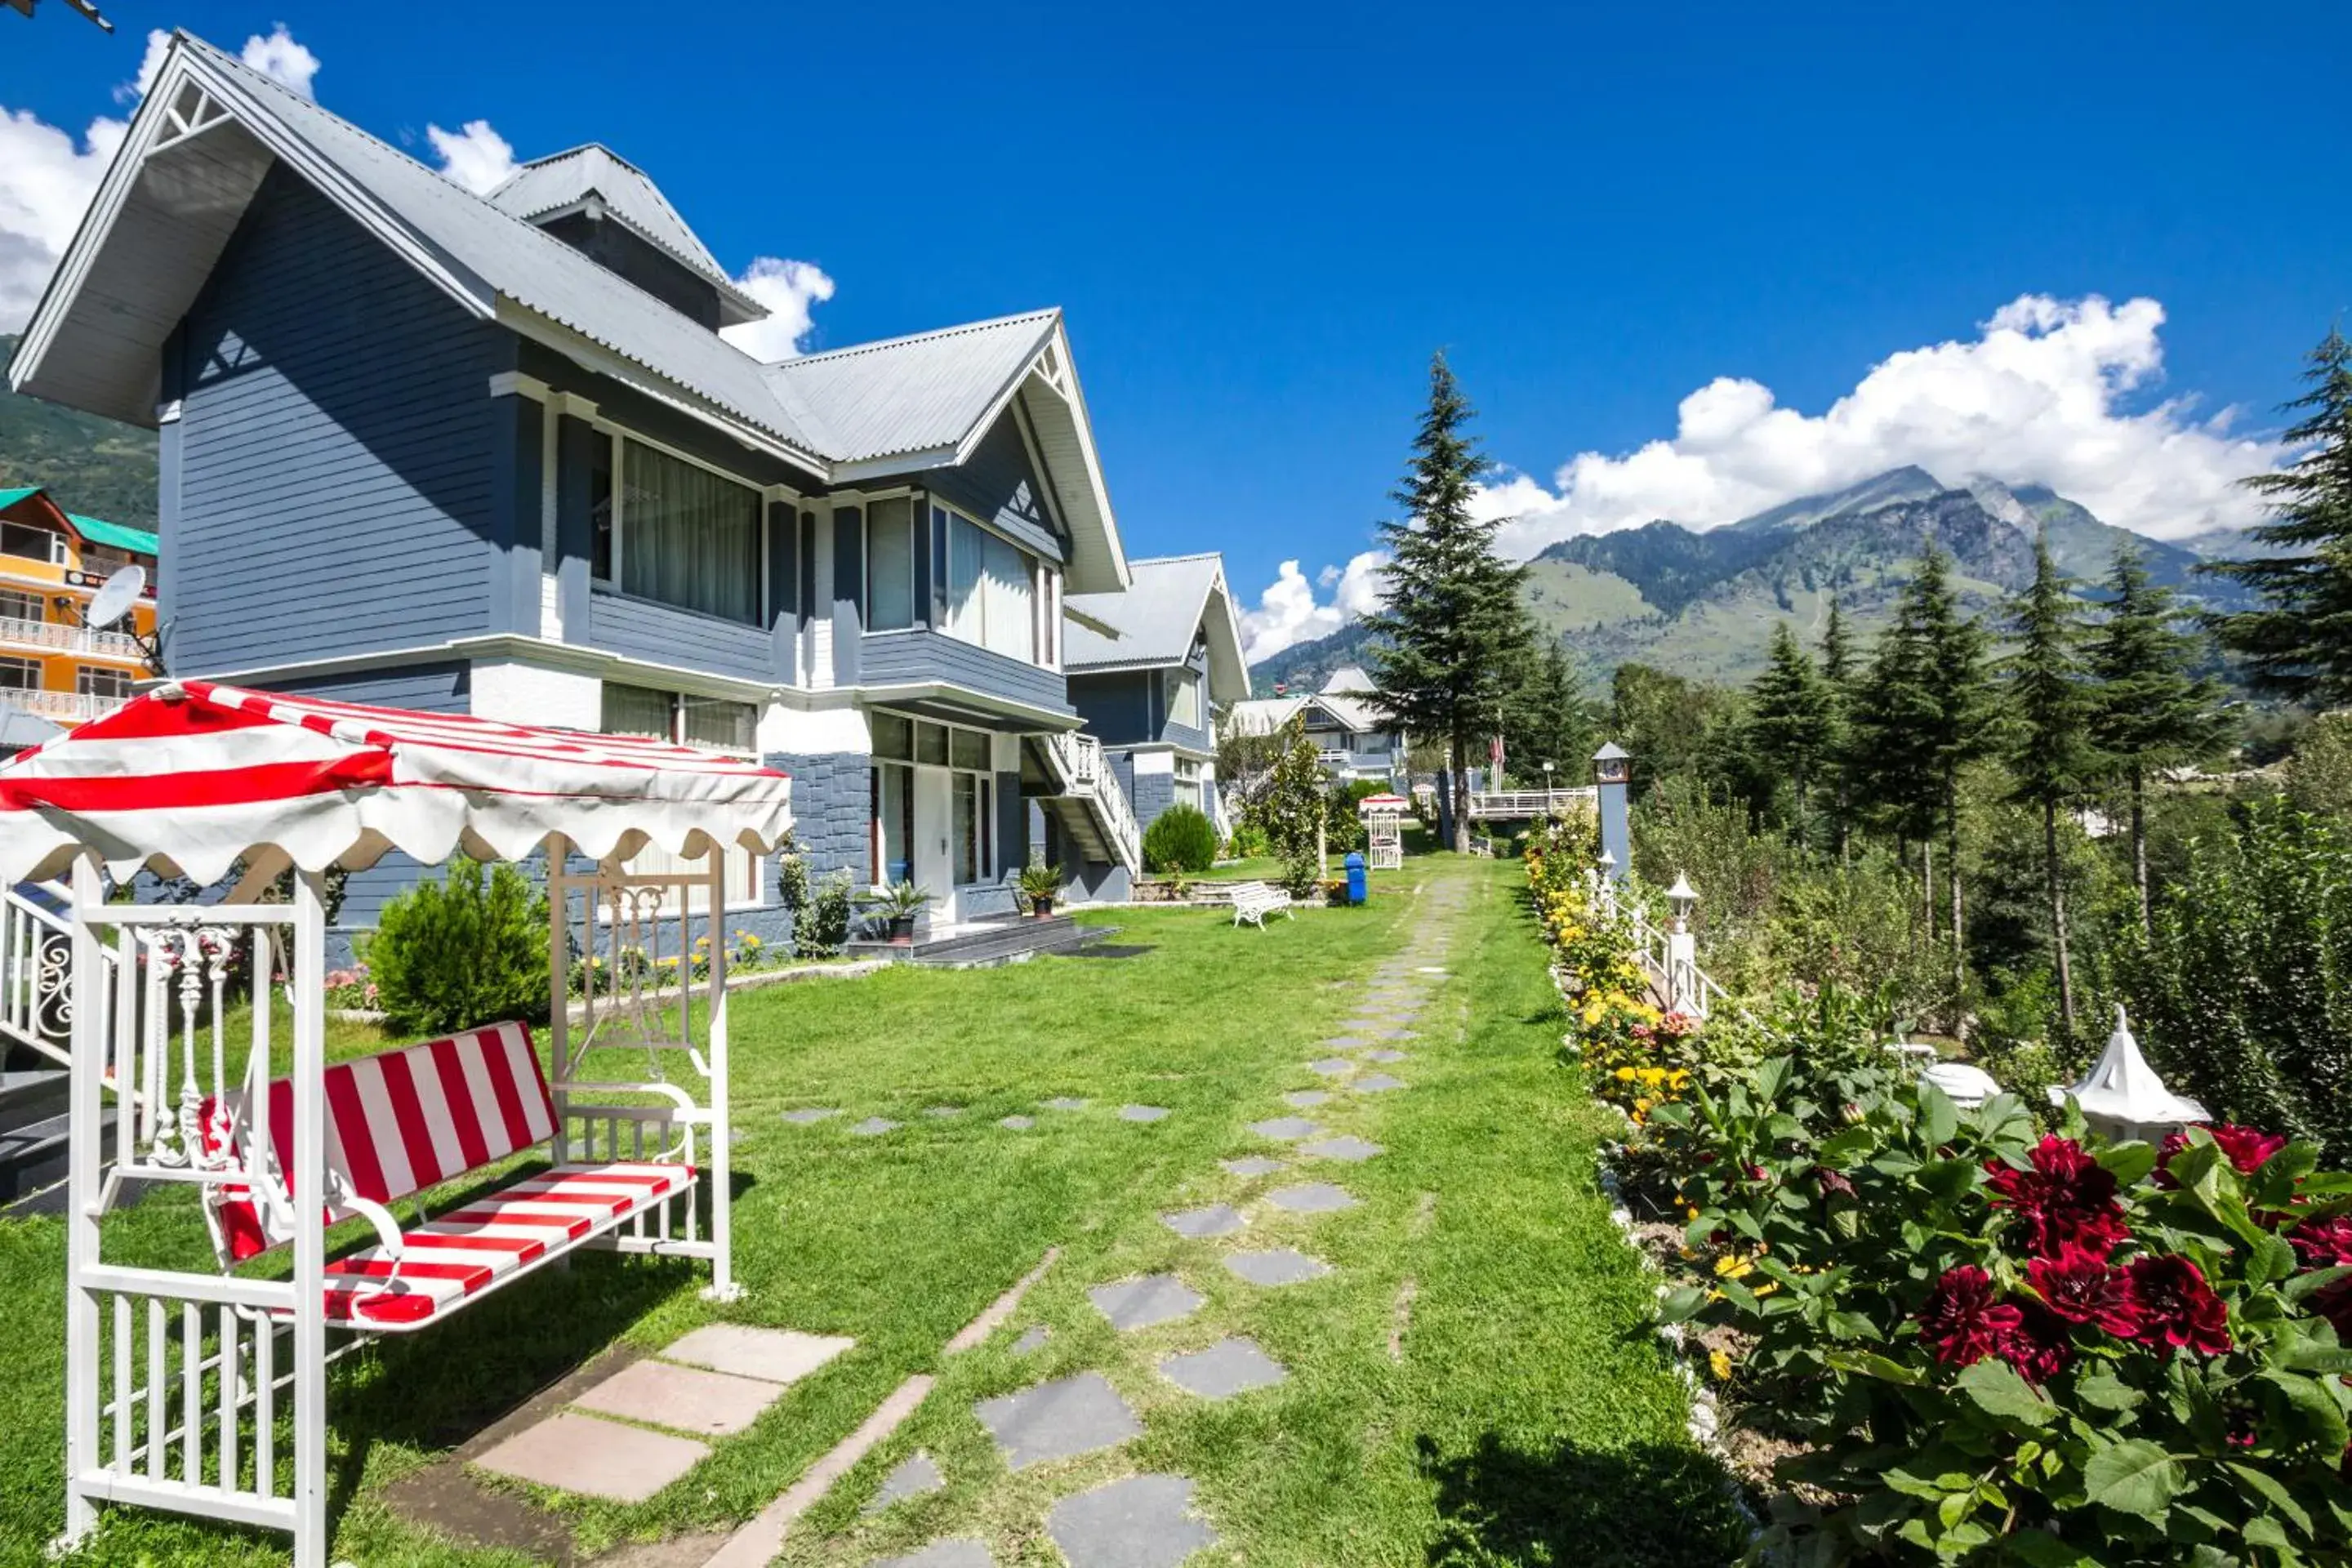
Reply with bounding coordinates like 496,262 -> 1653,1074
0,614 -> 146,662
1471,786 -> 1598,821
1043,731 -> 1141,874
1594,872 -> 1730,1021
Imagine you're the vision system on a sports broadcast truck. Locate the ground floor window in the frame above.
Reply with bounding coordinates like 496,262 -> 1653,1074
871,710 -> 999,889
1174,756 -> 1208,815
872,760 -> 915,885
611,841 -> 768,915
600,681 -> 758,755
953,769 -> 992,885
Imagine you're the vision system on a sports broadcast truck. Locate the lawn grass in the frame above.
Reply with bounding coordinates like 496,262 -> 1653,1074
0,856 -> 1738,1566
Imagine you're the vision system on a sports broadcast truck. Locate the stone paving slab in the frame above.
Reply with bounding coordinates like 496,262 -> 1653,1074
1281,1089 -> 1330,1108
1246,1116 -> 1321,1141
1000,1115 -> 1036,1130
1307,1058 -> 1354,1077
1266,1182 -> 1360,1214
1363,1049 -> 1407,1063
781,1107 -> 840,1125
572,1359 -> 782,1437
873,1539 -> 993,1568
865,1450 -> 947,1513
925,1106 -> 964,1117
662,1325 -> 855,1387
1323,1036 -> 1371,1049
1158,1336 -> 1289,1400
850,1117 -> 901,1136
1219,1155 -> 1285,1177
1223,1249 -> 1332,1287
1118,1104 -> 1170,1122
474,1411 -> 707,1503
1044,1097 -> 1089,1111
1089,1274 -> 1205,1330
1161,1202 -> 1245,1238
1012,1324 -> 1051,1354
1047,1473 -> 1217,1567
973,1371 -> 1143,1470
1301,1134 -> 1383,1162
1354,1072 -> 1406,1092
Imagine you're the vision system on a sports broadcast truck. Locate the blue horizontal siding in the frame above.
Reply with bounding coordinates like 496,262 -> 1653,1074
861,630 -> 1072,719
172,166 -> 506,675
1070,670 -> 1153,746
589,590 -> 775,683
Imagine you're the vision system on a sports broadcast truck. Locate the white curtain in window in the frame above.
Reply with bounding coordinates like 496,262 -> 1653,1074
600,682 -> 674,739
622,443 -> 762,625
940,510 -> 1034,661
867,498 -> 915,630
982,532 -> 1031,662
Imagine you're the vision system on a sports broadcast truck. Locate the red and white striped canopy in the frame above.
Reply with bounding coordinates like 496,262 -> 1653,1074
1356,792 -> 1409,815
0,680 -> 794,886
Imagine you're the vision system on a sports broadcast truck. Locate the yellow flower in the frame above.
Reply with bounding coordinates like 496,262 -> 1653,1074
1708,1348 -> 1734,1382
1713,1255 -> 1753,1280
1615,1067 -> 1637,1081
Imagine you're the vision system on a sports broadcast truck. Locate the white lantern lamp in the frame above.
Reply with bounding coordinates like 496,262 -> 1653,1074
2051,1006 -> 2207,1144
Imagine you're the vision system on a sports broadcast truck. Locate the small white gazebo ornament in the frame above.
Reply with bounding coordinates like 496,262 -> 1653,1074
1922,1061 -> 2003,1110
2051,1005 -> 2207,1143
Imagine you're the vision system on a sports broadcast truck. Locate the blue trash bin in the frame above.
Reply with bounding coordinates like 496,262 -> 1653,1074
1344,851 -> 1368,906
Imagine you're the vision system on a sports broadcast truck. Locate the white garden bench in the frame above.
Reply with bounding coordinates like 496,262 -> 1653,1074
1229,880 -> 1294,929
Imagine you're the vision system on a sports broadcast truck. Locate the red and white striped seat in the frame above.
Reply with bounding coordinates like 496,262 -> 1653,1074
201,1021 -> 693,1331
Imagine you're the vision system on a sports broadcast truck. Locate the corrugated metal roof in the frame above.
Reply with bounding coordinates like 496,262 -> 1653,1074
187,38 -> 826,461
0,487 -> 38,510
66,513 -> 158,555
484,145 -> 762,323
1065,555 -> 1222,668
764,310 -> 1060,464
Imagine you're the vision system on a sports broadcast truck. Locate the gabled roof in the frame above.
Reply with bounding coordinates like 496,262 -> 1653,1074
1062,552 -> 1248,703
1226,688 -> 1393,738
7,33 -> 1134,591
0,486 -> 158,556
485,144 -> 764,327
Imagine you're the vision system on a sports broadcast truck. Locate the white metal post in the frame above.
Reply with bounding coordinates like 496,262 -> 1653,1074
702,854 -> 738,1302
289,870 -> 328,1568
547,835 -> 571,1164
57,855 -> 103,1552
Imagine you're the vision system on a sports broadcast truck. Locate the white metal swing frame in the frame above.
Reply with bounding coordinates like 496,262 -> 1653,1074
54,837 -> 737,1568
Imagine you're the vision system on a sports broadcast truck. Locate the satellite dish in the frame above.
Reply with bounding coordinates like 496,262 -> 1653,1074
84,565 -> 145,630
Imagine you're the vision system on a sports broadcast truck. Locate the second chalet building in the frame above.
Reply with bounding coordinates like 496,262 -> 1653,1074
9,31 -> 1250,938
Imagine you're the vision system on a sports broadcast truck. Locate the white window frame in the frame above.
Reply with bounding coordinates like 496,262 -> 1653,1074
930,500 -> 1040,666
590,426 -> 770,626
0,654 -> 38,690
0,587 -> 41,624
870,707 -> 1000,888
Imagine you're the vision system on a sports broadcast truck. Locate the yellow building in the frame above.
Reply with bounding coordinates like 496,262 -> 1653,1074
0,486 -> 159,728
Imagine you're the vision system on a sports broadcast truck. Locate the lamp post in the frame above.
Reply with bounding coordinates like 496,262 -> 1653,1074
1542,759 -> 1555,812
1592,742 -> 1630,881
1664,873 -> 1698,1014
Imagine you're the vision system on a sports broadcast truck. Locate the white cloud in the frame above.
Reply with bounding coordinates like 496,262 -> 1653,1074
1473,293 -> 2283,555
1241,549 -> 1388,663
426,119 -> 517,194
2,26 -> 318,332
720,256 -> 838,360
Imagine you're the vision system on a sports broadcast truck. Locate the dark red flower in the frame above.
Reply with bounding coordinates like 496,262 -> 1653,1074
1813,1166 -> 1856,1200
2029,1245 -> 2143,1337
2158,1124 -> 2288,1187
2290,1213 -> 2352,1270
1985,1136 -> 2129,1259
1918,1265 -> 2023,1368
2225,1403 -> 2260,1450
2126,1254 -> 2233,1356
1744,1163 -> 1771,1185
1999,1299 -> 2077,1386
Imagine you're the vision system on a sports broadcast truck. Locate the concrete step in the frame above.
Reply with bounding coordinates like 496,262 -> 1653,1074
849,916 -> 1114,970
0,1069 -> 68,1138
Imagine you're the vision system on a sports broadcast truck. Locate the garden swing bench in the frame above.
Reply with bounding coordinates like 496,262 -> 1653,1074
0,679 -> 795,1567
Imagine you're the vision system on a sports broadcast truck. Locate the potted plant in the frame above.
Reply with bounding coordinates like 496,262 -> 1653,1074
858,880 -> 933,944
1018,862 -> 1062,919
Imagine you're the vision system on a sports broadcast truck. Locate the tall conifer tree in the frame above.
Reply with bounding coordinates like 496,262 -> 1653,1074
1820,594 -> 1858,861
1749,621 -> 1833,842
2210,328 -> 2352,700
1364,354 -> 1534,850
2005,535 -> 2096,1031
2088,541 -> 2224,932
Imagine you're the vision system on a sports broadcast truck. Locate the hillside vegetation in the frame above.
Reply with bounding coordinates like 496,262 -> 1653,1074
0,334 -> 158,526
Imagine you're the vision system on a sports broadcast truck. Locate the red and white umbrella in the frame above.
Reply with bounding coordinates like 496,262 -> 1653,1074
0,679 -> 794,885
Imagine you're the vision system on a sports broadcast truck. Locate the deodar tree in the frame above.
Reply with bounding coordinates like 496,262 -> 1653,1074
1363,354 -> 1534,852
1748,620 -> 1834,845
2004,532 -> 2096,1033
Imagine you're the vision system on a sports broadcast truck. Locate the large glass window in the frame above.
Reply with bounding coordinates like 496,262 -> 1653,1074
601,681 -> 756,755
0,657 -> 37,690
0,589 -> 39,624
612,441 -> 762,625
953,771 -> 985,885
873,763 -> 914,884
1168,670 -> 1201,728
866,497 -> 916,631
935,506 -> 1035,662
0,520 -> 64,564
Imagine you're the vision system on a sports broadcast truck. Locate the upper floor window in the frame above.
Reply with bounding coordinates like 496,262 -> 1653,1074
77,666 -> 134,700
934,504 -> 1035,663
0,589 -> 39,624
594,438 -> 763,626
1167,669 -> 1201,729
0,656 -> 37,690
0,520 -> 66,566
866,497 -> 917,631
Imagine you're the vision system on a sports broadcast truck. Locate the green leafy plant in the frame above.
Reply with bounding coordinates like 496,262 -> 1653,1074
359,859 -> 549,1036
1143,802 -> 1218,874
1018,862 -> 1062,911
858,880 -> 933,923
777,836 -> 853,957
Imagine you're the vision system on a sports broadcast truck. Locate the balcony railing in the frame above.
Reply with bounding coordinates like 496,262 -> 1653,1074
0,613 -> 145,662
2,688 -> 126,724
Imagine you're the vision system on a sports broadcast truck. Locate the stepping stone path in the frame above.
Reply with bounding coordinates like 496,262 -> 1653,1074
866,1450 -> 946,1513
1307,1058 -> 1354,1077
1089,1275 -> 1205,1330
1266,1182 -> 1359,1214
1049,1473 -> 1218,1567
1012,1324 -> 1051,1354
1000,1114 -> 1036,1130
781,1107 -> 840,1125
874,1540 -> 993,1568
850,1116 -> 901,1136
1363,1049 -> 1407,1063
973,1371 -> 1143,1470
1119,1104 -> 1170,1122
474,1326 -> 853,1502
1282,1089 -> 1330,1108
1302,1134 -> 1383,1162
1159,1336 -> 1288,1399
1247,1116 -> 1321,1141
1044,1097 -> 1089,1111
1223,1248 -> 1332,1287
1220,1155 -> 1285,1177
1161,1202 -> 1245,1238
1354,1072 -> 1406,1093
925,1106 -> 964,1118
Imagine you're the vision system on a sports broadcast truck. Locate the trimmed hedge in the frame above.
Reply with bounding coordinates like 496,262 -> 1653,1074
1143,802 -> 1218,874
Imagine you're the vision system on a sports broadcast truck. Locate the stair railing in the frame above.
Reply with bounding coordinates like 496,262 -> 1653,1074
1043,732 -> 1142,875
3,882 -> 78,1068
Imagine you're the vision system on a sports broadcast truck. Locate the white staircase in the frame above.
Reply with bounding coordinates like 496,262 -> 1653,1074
1040,732 -> 1143,875
2,882 -> 73,1069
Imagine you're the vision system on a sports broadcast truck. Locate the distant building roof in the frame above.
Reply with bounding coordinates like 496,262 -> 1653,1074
1063,553 -> 1249,702
1321,664 -> 1375,696
0,487 -> 157,556
1226,688 -> 1392,738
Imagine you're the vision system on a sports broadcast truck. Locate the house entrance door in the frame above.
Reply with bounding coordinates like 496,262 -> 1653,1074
913,765 -> 956,924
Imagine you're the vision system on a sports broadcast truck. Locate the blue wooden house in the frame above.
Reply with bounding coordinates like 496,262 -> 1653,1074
6,31 -> 1150,940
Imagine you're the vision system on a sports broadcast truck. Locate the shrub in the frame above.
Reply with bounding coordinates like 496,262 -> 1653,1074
361,859 -> 548,1036
777,840 -> 856,958
1143,803 -> 1218,874
1227,821 -> 1270,859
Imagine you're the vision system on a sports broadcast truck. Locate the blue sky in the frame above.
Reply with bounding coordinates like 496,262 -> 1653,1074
5,2 -> 2349,658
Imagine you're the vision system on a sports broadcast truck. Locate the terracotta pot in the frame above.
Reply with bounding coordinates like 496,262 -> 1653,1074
888,915 -> 915,944
1032,898 -> 1055,919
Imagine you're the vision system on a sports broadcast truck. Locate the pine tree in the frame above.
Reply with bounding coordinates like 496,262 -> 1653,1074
2087,541 -> 2225,932
1503,639 -> 1593,791
1820,594 -> 1858,860
2005,534 -> 2096,1031
1748,621 -> 1834,842
1362,354 -> 1535,851
2209,327 -> 2352,699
